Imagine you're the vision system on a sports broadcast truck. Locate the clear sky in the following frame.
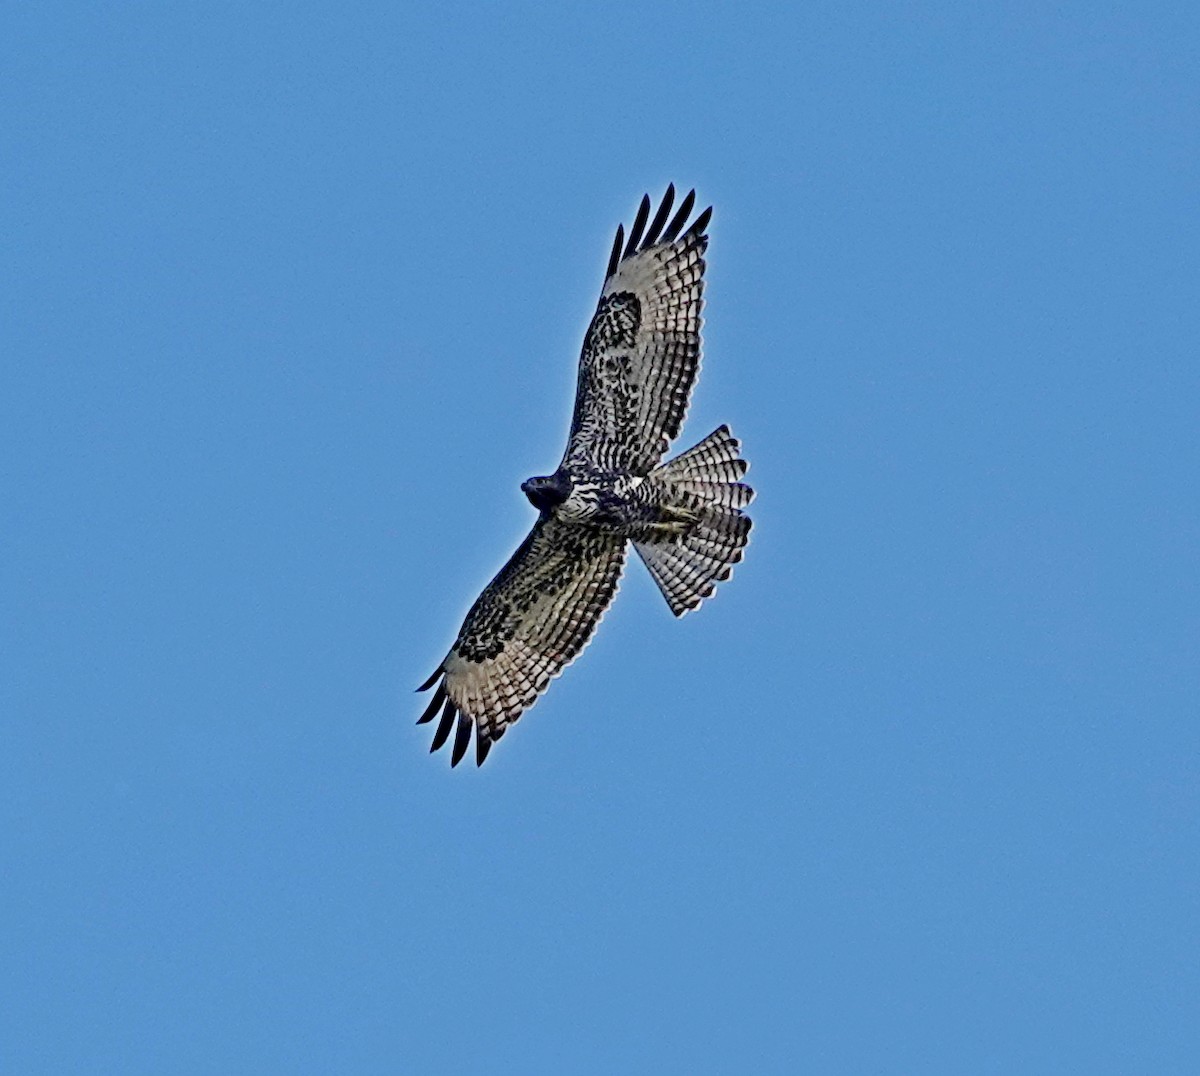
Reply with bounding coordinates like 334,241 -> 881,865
4,3 -> 1197,1072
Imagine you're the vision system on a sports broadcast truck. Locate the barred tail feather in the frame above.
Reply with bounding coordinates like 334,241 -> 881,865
635,425 -> 754,616
654,424 -> 748,483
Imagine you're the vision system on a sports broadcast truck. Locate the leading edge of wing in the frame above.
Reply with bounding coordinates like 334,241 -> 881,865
605,184 -> 713,282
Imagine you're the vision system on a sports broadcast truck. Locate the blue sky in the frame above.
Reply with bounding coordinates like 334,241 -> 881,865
4,3 -> 1198,1072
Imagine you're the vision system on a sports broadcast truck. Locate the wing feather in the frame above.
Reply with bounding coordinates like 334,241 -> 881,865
642,182 -> 675,247
450,712 -> 473,768
429,699 -> 456,752
418,517 -> 626,765
623,193 -> 651,257
563,185 -> 710,474
605,224 -> 624,280
416,681 -> 447,724
660,187 -> 696,243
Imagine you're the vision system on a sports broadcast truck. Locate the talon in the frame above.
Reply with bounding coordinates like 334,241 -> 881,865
656,506 -> 700,535
654,508 -> 698,536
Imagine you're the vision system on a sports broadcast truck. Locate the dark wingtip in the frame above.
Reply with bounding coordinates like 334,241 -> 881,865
643,183 -> 675,247
606,223 -> 624,280
475,731 -> 493,767
416,682 -> 448,725
623,194 -> 651,258
430,699 -> 455,752
416,667 -> 443,692
661,188 -> 697,242
608,185 -> 704,274
450,713 -> 473,768
687,205 -> 713,239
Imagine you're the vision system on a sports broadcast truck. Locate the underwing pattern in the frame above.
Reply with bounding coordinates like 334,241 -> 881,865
417,185 -> 753,767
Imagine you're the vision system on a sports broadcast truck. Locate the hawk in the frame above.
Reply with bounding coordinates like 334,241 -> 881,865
416,185 -> 754,766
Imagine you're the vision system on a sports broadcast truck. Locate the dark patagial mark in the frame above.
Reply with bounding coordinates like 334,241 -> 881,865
450,712 -> 473,767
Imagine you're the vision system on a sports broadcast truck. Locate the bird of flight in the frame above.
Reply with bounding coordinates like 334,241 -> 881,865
417,185 -> 754,766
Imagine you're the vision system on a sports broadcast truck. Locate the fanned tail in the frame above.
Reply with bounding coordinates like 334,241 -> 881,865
634,425 -> 754,616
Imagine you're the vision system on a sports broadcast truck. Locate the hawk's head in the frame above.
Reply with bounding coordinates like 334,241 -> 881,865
521,472 -> 572,512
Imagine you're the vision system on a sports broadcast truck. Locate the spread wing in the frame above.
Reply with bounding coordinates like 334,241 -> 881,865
562,184 -> 712,476
415,518 -> 627,766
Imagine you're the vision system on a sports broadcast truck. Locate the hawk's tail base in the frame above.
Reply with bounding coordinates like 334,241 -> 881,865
634,425 -> 754,616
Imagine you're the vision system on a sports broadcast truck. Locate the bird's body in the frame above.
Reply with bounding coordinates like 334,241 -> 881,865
532,469 -> 664,534
417,185 -> 754,766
